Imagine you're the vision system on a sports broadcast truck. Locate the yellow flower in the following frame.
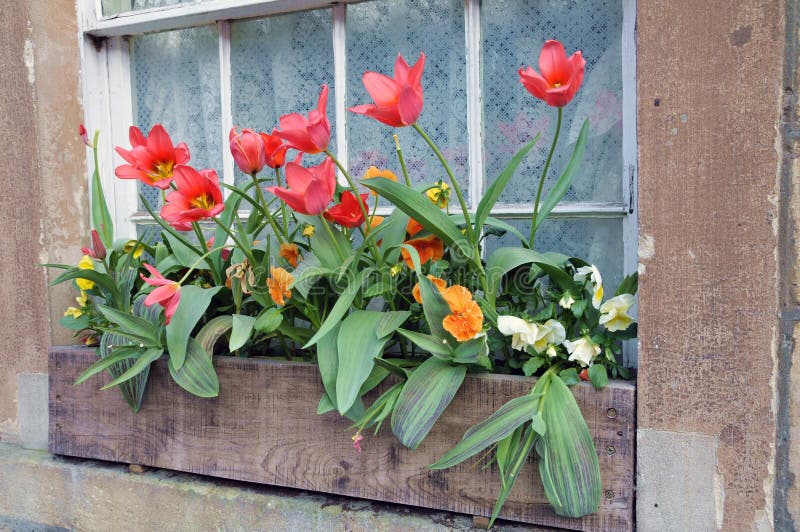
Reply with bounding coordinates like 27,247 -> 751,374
363,166 -> 398,196
389,264 -> 403,277
599,293 -> 635,332
563,336 -> 601,367
64,307 -> 83,319
426,180 -> 450,208
302,224 -> 315,238
123,240 -> 144,259
76,291 -> 89,308
574,265 -> 604,309
531,319 -> 566,353
76,255 -> 94,290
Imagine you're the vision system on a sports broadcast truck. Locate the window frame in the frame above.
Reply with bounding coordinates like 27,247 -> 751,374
78,0 -> 638,364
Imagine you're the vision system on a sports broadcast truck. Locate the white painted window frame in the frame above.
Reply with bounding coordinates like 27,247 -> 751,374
77,0 -> 637,361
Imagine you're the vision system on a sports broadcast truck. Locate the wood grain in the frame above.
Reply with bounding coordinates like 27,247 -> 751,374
49,346 -> 635,530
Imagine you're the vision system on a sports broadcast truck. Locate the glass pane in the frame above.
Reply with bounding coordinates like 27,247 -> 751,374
130,26 -> 222,211
346,0 -> 469,202
484,217 -> 624,295
102,0 -> 206,16
482,0 -> 624,204
231,9 -> 334,186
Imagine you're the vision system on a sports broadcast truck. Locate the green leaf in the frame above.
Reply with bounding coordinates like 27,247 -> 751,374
535,119 -> 589,231
96,305 -> 160,343
452,334 -> 490,366
335,311 -> 395,415
163,231 -> 205,269
615,271 -> 639,296
571,299 -> 589,319
536,374 -> 602,518
254,308 -> 283,334
373,357 -> 413,379
166,286 -> 221,370
295,214 -> 350,270
376,311 -> 411,338
303,269 -> 368,348
229,314 -> 256,351
317,393 -> 335,414
195,315 -> 233,356
100,348 -> 163,390
531,412 -> 547,436
534,261 -> 578,293
397,329 -> 454,358
429,393 -> 540,469
559,367 -> 580,386
73,347 -> 139,386
51,269 -> 123,305
391,357 -> 467,449
378,209 -> 411,264
363,280 -> 394,299
288,255 -> 329,298
168,336 -> 219,398
363,177 -> 476,266
485,247 -> 549,306
475,135 -> 540,235
484,217 -> 528,245
90,151 -> 114,248
490,426 -> 537,526
495,425 -> 524,483
59,314 -> 90,331
522,357 -> 544,377
316,324 -> 340,410
417,273 -> 456,344
588,364 -> 608,389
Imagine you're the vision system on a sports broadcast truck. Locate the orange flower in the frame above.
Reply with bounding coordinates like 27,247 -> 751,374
401,235 -> 444,268
406,218 -> 424,236
363,166 -> 398,196
367,215 -> 384,234
441,285 -> 483,342
267,266 -> 294,307
412,275 -> 447,304
279,243 -> 302,268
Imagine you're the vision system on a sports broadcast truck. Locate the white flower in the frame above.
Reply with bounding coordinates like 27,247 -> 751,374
563,336 -> 601,367
497,315 -> 540,351
599,293 -> 635,332
574,264 -> 604,309
559,292 -> 575,309
546,345 -> 558,358
532,319 -> 566,353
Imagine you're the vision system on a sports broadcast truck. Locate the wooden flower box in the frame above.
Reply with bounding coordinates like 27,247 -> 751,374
48,346 -> 635,530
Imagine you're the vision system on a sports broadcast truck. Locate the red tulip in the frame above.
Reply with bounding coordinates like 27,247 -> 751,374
349,53 -> 425,127
265,158 -> 336,215
229,127 -> 265,174
140,263 -> 181,324
78,124 -> 91,147
275,85 -> 330,154
324,191 -> 370,228
518,40 -> 585,108
260,129 -> 290,169
115,124 -> 190,189
160,166 -> 225,230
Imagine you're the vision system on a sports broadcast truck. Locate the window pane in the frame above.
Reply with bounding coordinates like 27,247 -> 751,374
130,26 -> 222,210
102,0 -> 205,16
484,217 -> 624,294
230,9 -> 334,186
482,0 -> 624,204
346,0 -> 469,201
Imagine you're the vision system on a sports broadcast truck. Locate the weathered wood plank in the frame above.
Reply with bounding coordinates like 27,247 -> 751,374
49,346 -> 634,530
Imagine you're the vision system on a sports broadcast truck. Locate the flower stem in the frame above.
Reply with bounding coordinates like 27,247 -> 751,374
274,167 -> 290,236
250,172 -> 285,244
412,123 -> 474,245
393,134 -> 412,187
529,107 -> 562,248
212,216 -> 257,266
319,216 -> 346,262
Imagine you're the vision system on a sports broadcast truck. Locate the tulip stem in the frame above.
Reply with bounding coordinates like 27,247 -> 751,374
212,216 -> 257,267
319,216 -> 346,262
412,123 -> 474,246
274,168 -> 290,236
250,172 -> 285,244
529,106 -> 562,248
393,134 -> 413,187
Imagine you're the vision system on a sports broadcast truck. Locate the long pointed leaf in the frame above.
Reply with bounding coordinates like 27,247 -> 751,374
490,426 -> 537,526
485,247 -> 549,305
168,336 -> 219,398
73,347 -> 139,386
100,348 -> 163,390
90,153 -> 114,247
229,314 -> 256,351
166,286 -> 221,370
304,269 -> 369,348
195,315 -> 233,356
96,305 -> 160,343
391,357 -> 467,449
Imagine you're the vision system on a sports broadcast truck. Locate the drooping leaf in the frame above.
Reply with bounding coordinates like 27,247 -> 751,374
475,136 -> 540,234
229,314 -> 256,351
485,247 -> 549,306
363,177 -> 476,267
100,348 -> 163,390
168,336 -> 219,398
417,273 -> 456,344
96,305 -> 160,344
74,346 -> 139,386
391,357 -> 467,449
316,323 -> 340,410
335,311 -> 397,414
289,254 -> 328,298
536,374 -> 602,518
378,209 -> 411,264
195,315 -> 233,356
534,261 -> 578,293
375,310 -> 411,338
429,393 -> 540,469
51,269 -> 123,305
588,364 -> 609,389
295,213 -> 350,270
534,119 -> 589,231
165,286 -> 221,370
397,328 -> 454,358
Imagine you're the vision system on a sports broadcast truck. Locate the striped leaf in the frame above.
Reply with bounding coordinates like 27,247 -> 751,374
391,357 -> 467,449
536,373 -> 602,517
429,393 -> 539,470
166,286 -> 221,370
168,337 -> 219,398
304,269 -> 368,348
195,315 -> 233,356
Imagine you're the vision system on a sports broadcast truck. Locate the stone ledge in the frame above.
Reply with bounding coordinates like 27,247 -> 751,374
0,444 -> 550,531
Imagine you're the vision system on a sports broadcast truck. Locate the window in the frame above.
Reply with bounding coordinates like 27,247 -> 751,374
79,0 -> 637,363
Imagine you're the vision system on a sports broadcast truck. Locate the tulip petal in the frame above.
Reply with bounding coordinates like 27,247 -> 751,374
538,40 -> 569,84
147,124 -> 175,162
283,163 -> 314,193
362,72 -> 400,107
518,67 -> 551,100
174,142 -> 190,164
265,186 -> 309,214
301,178 -> 334,215
398,85 -> 423,126
129,126 -> 146,147
114,164 -> 143,180
407,52 -> 425,88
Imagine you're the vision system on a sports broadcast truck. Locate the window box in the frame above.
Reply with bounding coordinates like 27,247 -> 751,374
49,346 -> 634,530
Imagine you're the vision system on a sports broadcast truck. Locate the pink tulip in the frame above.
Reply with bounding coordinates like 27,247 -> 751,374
265,158 -> 336,215
140,264 -> 181,325
349,53 -> 425,127
229,127 -> 266,175
518,40 -> 585,108
275,85 -> 330,154
160,166 -> 225,230
115,124 -> 190,189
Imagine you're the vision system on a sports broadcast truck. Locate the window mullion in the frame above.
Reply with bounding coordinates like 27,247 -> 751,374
218,20 -> 235,193
332,3 -> 348,185
465,0 -> 483,211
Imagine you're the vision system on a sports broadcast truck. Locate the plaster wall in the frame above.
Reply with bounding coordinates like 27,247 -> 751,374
637,1 -> 788,530
0,1 -> 85,444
